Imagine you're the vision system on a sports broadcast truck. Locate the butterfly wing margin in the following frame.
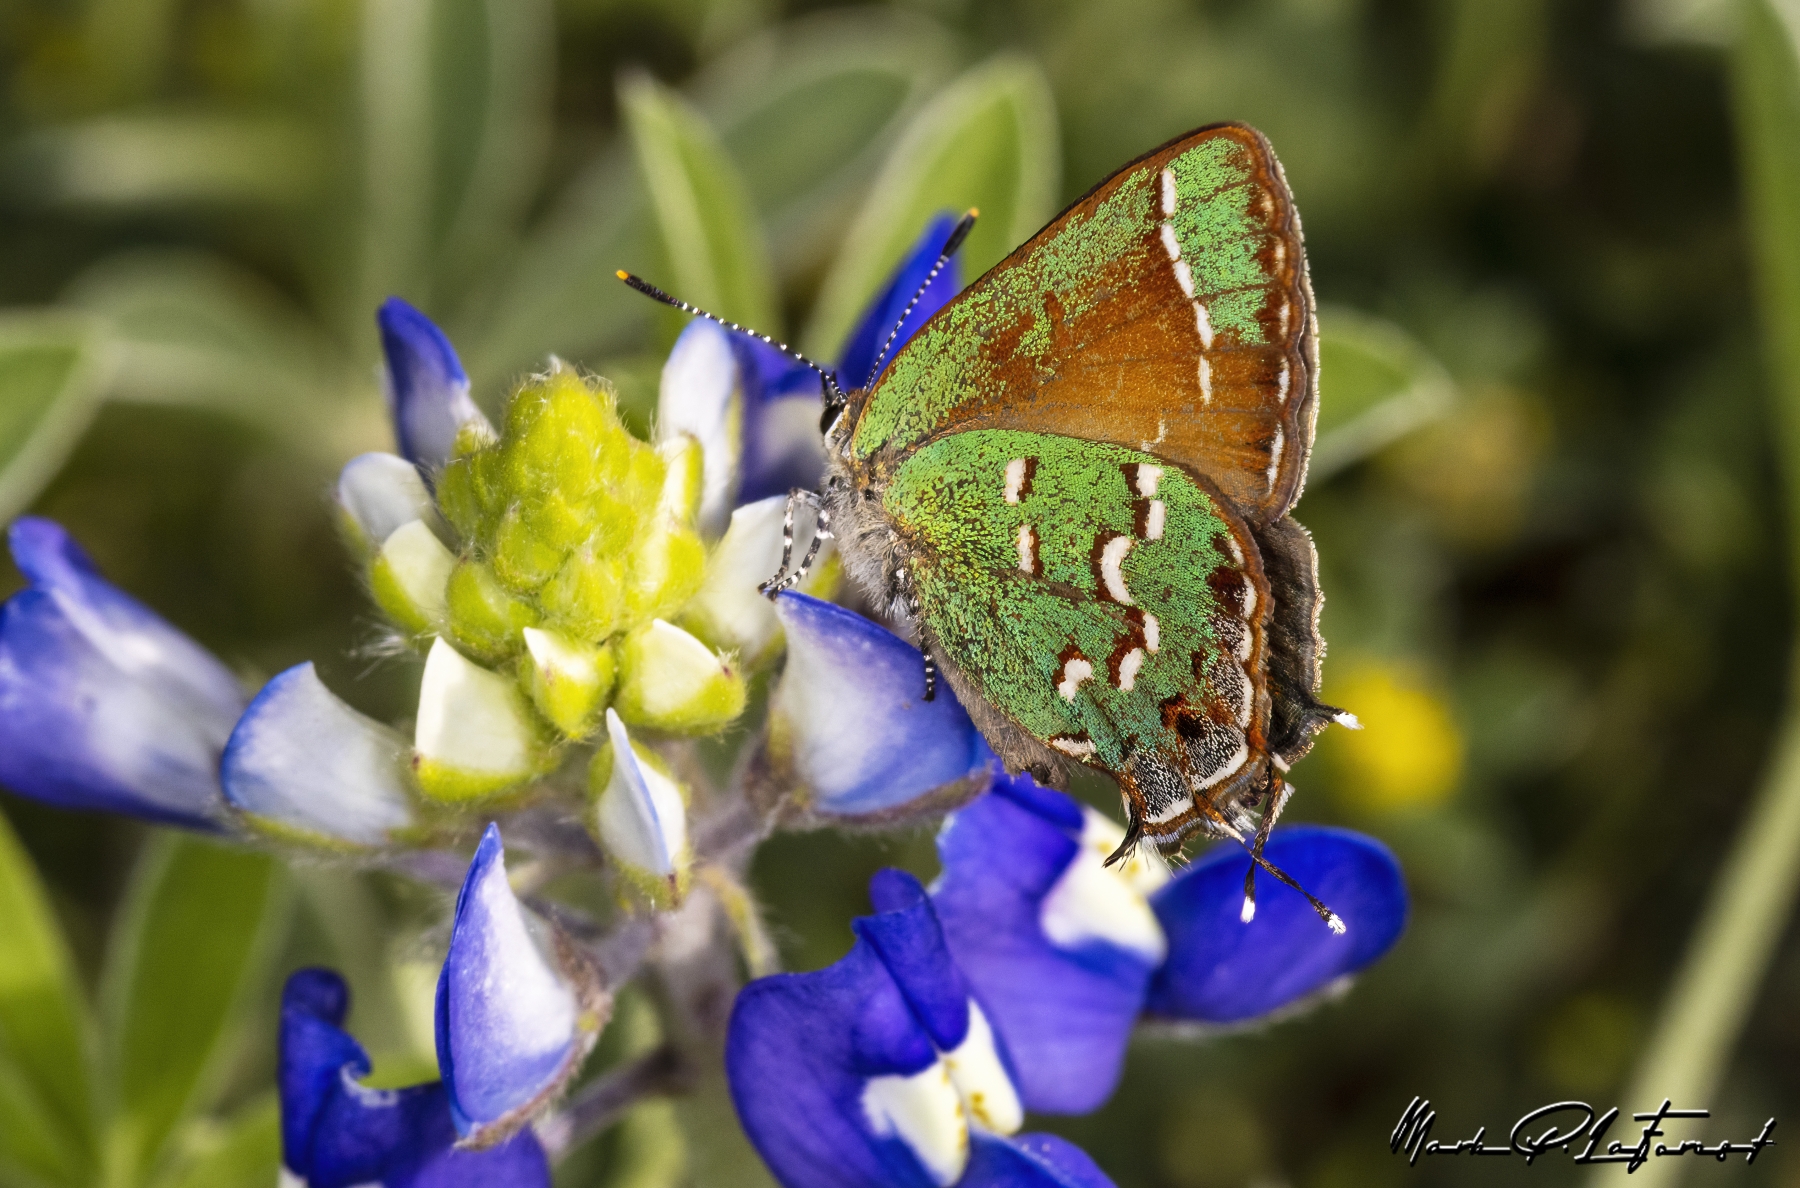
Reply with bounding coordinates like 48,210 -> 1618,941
850,122 -> 1317,529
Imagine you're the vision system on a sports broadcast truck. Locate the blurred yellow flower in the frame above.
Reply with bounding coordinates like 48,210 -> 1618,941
1319,662 -> 1464,813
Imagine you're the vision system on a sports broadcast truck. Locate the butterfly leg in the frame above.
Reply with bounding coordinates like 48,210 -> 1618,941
758,489 -> 832,599
1191,797 -> 1342,933
901,583 -> 938,702
1240,774 -> 1294,923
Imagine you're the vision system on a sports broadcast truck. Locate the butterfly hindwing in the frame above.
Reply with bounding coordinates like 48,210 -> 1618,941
882,428 -> 1274,838
851,122 -> 1315,529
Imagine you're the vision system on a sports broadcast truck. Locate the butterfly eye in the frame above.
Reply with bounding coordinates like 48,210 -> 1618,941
819,399 -> 846,436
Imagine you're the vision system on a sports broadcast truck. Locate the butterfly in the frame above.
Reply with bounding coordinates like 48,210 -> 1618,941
623,122 -> 1347,924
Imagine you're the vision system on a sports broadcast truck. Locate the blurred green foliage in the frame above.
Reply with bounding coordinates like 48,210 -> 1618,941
4,0 -> 1799,1186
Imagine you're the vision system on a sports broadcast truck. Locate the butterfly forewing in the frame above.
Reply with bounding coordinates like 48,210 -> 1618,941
851,122 -> 1316,529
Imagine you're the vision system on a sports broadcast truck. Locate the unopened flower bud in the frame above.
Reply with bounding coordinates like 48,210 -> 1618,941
414,638 -> 550,802
335,453 -> 434,555
520,627 -> 614,739
369,520 -> 454,637
445,556 -> 540,662
622,520 -> 706,625
612,619 -> 745,734
658,434 -> 704,525
680,494 -> 835,668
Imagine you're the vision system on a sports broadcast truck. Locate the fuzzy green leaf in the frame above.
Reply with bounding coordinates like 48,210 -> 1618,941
0,812 -> 94,1188
805,55 -> 1060,360
1310,306 -> 1457,482
100,837 -> 286,1188
0,313 -> 105,526
621,73 -> 778,336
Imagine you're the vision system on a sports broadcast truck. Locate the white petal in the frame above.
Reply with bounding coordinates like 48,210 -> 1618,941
942,1001 -> 1022,1136
335,453 -> 433,551
683,496 -> 784,662
861,1060 -> 968,1187
222,663 -> 413,847
413,639 -> 541,792
594,709 -> 689,880
658,320 -> 742,536
1039,808 -> 1169,963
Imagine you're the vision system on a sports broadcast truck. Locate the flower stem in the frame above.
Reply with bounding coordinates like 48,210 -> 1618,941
537,1044 -> 694,1158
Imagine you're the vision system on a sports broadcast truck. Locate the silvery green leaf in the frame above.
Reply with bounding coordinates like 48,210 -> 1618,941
1309,306 -> 1457,482
0,313 -> 105,525
805,56 -> 1060,359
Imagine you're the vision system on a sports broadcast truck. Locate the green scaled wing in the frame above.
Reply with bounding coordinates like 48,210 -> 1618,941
882,428 -> 1272,821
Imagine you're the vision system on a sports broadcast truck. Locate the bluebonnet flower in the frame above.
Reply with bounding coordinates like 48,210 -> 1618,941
723,779 -> 1406,1187
279,967 -> 550,1187
727,867 -> 1115,1188
0,517 -> 244,828
221,661 -> 417,850
932,774 -> 1407,1113
436,824 -> 605,1145
378,297 -> 495,476
749,591 -> 994,825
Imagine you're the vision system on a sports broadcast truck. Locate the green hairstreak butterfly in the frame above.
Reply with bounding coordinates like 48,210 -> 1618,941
624,122 -> 1347,923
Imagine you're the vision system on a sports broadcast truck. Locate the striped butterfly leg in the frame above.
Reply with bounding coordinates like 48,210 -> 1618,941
1239,773 -> 1295,923
1109,782 -> 1343,934
758,488 -> 833,599
1210,796 -> 1343,934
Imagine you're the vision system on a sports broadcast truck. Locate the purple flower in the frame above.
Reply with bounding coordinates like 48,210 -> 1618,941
378,296 -> 494,475
749,592 -> 994,825
0,517 -> 244,828
726,868 -> 1114,1188
932,774 -> 1408,1113
279,967 -> 550,1187
436,824 -> 604,1145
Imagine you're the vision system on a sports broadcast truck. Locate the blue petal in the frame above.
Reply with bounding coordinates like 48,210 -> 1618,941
932,775 -> 1153,1115
733,328 -> 829,508
1145,826 -> 1408,1022
9,517 -> 244,723
221,663 -> 415,848
437,824 -> 590,1140
963,1134 -> 1117,1188
837,214 -> 963,391
763,593 -> 992,821
378,297 -> 492,473
855,869 -> 971,1051
0,591 -> 228,828
279,968 -> 549,1188
727,938 -> 943,1188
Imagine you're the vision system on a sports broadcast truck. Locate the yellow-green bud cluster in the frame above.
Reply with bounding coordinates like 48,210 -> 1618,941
371,362 -> 743,763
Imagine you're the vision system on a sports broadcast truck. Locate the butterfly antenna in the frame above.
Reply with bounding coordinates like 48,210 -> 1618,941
862,208 -> 979,388
615,271 -> 844,405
